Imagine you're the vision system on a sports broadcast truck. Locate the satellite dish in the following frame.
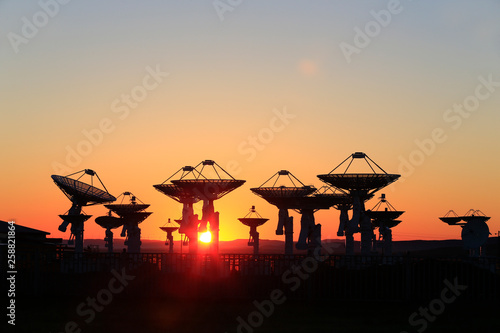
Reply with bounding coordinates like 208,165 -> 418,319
52,172 -> 115,205
154,161 -> 245,255
439,210 -> 463,225
318,152 -> 400,255
95,215 -> 124,230
251,170 -> 315,254
237,206 -> 269,255
439,217 -> 463,225
160,219 -> 180,253
461,220 -> 490,249
52,169 -> 115,253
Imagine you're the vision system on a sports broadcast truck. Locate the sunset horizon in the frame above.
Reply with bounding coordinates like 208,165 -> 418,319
2,1 -> 499,332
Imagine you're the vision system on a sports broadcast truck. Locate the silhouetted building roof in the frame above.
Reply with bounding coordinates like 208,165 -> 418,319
0,220 -> 62,249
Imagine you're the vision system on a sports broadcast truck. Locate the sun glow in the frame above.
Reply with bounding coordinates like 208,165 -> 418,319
199,231 -> 212,243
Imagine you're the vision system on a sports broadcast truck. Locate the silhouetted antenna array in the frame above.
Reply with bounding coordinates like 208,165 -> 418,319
102,191 -> 152,253
318,152 -> 400,255
251,171 -> 341,255
439,209 -> 491,257
238,206 -> 269,255
251,170 -> 314,254
52,169 -> 116,253
365,194 -> 404,255
95,210 -> 123,253
159,218 -> 180,254
312,186 -> 352,237
154,160 -> 245,254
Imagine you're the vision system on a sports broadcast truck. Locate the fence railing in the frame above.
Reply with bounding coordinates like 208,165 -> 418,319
9,251 -> 500,301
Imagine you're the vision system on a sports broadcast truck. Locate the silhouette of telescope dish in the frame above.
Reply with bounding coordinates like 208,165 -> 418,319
153,183 -> 201,204
312,186 -> 355,238
439,210 -> 463,225
104,192 -> 152,253
462,219 -> 490,249
52,170 -> 115,205
154,160 -> 245,254
251,170 -> 316,204
171,160 -> 245,254
439,209 -> 491,257
160,219 -> 180,253
460,209 -> 491,254
95,212 -> 124,253
154,166 -> 203,254
95,214 -> 123,230
51,169 -> 115,253
318,152 -> 400,255
461,209 -> 490,223
365,194 -> 405,222
290,188 -> 342,253
251,170 -> 316,254
170,160 -> 245,200
312,186 -> 352,206
159,219 -> 180,233
238,206 -> 269,255
365,194 -> 404,255
317,152 -> 399,196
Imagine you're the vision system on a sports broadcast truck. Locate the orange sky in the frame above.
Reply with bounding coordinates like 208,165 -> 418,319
1,1 -> 499,245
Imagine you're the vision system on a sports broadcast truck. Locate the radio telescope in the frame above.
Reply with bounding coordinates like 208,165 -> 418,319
365,194 -> 404,255
439,210 -> 462,225
95,211 -> 123,253
440,209 -> 491,257
154,168 -> 200,254
251,170 -> 316,254
154,160 -> 245,254
160,219 -> 179,254
318,152 -> 400,255
104,192 -> 152,253
238,206 -> 269,255
313,186 -> 352,238
52,169 -> 116,253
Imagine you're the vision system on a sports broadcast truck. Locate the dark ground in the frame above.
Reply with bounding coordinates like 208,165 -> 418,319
7,295 -> 499,333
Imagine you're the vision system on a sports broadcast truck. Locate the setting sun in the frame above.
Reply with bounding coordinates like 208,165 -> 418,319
199,231 -> 212,243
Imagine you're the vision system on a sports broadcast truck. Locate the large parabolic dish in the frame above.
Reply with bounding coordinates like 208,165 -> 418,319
439,209 -> 491,257
154,160 -> 245,254
318,152 -> 400,255
52,169 -> 115,253
251,170 -> 318,254
52,171 -> 115,206
100,192 -> 152,253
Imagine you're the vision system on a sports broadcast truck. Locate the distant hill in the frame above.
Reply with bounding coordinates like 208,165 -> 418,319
81,237 -> 499,256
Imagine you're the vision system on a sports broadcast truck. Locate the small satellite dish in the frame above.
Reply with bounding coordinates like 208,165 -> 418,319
95,215 -> 124,230
160,219 -> 180,253
237,206 -> 269,255
461,220 -> 490,249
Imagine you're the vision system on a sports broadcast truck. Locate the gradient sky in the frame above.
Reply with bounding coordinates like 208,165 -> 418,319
1,0 -> 500,245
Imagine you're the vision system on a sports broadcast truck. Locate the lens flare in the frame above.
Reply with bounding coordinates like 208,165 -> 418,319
199,231 -> 212,243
